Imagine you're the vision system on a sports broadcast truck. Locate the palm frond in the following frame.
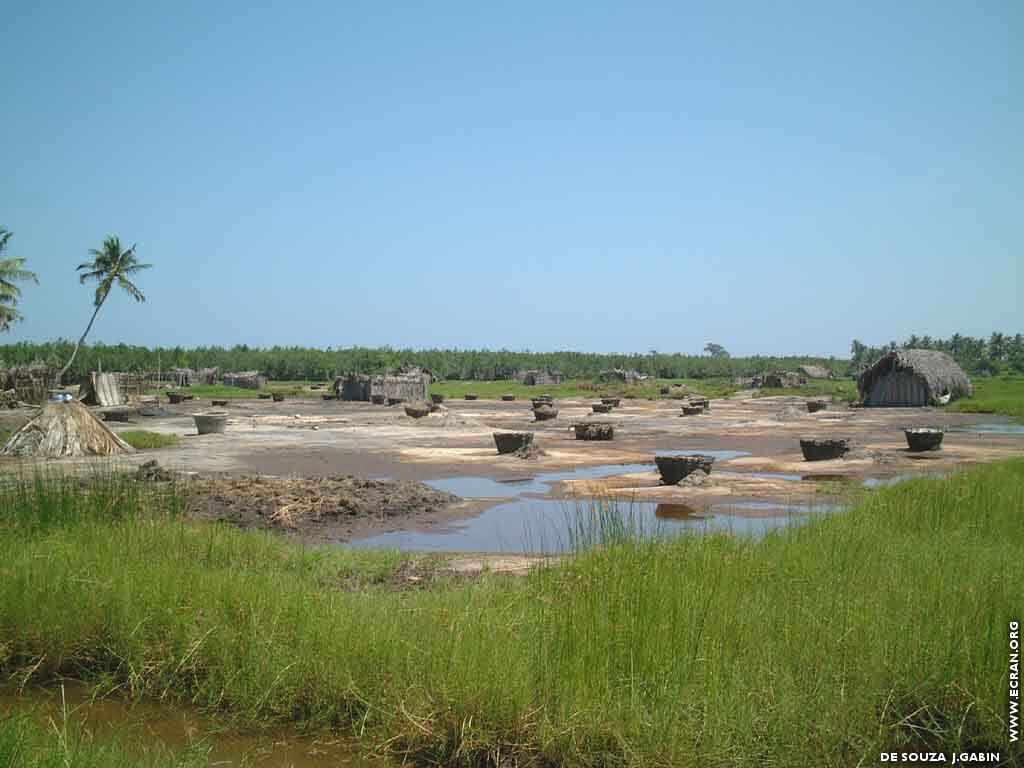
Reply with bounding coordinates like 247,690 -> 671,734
116,275 -> 146,302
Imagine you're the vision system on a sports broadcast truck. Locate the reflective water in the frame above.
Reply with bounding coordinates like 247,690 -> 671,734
949,421 -> 1024,435
0,683 -> 377,767
349,495 -> 817,554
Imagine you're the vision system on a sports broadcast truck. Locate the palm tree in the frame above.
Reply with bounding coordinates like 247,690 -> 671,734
57,236 -> 151,384
0,228 -> 39,332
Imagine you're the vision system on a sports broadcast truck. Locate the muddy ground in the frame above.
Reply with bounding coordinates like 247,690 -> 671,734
1,391 -> 1021,547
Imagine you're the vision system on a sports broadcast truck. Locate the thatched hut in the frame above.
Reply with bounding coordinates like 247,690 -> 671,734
223,371 -> 267,390
1,401 -> 134,458
335,366 -> 432,403
799,364 -> 833,380
762,371 -> 806,389
857,350 -> 972,407
514,369 -> 564,386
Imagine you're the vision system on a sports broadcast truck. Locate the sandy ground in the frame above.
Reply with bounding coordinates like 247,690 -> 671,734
1,391 -> 1021,550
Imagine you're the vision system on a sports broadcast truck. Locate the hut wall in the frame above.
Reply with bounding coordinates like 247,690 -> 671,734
370,374 -> 430,402
0,365 -> 57,405
337,375 -> 371,401
223,372 -> 266,390
864,371 -> 929,407
80,372 -> 125,407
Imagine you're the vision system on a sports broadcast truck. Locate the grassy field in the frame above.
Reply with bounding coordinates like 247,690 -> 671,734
430,377 -> 740,401
118,431 -> 181,450
0,711 -> 208,768
0,463 -> 1020,766
755,378 -> 859,402
146,381 -> 329,400
948,376 -> 1024,421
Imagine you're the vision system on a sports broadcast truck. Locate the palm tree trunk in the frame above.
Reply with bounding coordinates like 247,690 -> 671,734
56,301 -> 105,387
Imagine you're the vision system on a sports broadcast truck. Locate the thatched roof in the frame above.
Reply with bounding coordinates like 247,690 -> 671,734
799,364 -> 833,380
0,401 -> 134,458
857,349 -> 972,402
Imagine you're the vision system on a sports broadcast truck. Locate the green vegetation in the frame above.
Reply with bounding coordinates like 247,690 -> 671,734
0,228 -> 39,333
118,431 -> 181,450
0,428 -> 11,446
1,341 -> 848,383
948,376 -> 1024,421
0,711 -> 208,768
1,463 -> 1020,766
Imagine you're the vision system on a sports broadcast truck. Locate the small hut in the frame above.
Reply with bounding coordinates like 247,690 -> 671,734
223,371 -> 267,390
799,364 -> 834,380
1,401 -> 134,458
599,368 -> 645,385
762,371 -> 806,388
335,366 -> 432,402
858,350 -> 972,407
515,369 -> 564,386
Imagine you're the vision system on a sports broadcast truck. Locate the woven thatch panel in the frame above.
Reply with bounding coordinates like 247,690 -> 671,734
335,374 -> 371,401
858,350 -> 972,407
79,372 -> 125,407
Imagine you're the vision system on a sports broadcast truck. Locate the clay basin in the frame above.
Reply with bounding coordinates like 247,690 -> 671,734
799,437 -> 850,461
371,394 -> 386,405
689,397 -> 710,409
807,400 -> 828,413
258,393 -> 272,400
494,431 -> 534,454
194,411 -> 228,435
430,393 -> 444,404
501,394 -> 516,401
533,404 -> 558,421
404,401 -> 431,419
655,454 -> 715,485
592,403 -> 613,413
464,394 -> 479,401
601,397 -> 621,407
681,405 -> 703,416
574,422 -> 614,441
272,393 -> 285,402
167,392 -> 185,404
905,427 -> 944,452
211,400 -> 228,407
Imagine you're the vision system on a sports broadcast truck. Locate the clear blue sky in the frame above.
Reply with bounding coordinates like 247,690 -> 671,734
2,1 -> 1020,357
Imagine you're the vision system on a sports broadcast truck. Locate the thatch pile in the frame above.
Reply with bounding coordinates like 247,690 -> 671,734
0,401 -> 134,458
858,350 -> 972,407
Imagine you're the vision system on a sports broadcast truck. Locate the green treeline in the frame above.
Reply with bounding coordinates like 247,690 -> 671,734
0,340 -> 843,381
1,330 -> 1019,382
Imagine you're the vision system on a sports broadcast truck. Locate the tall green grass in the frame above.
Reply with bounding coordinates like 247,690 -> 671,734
0,464 -> 1020,766
948,376 -> 1024,421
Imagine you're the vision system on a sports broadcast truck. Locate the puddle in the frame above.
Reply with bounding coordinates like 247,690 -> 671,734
350,496 -> 824,554
0,683 -> 376,767
717,470 -> 804,482
862,471 -> 949,488
424,462 -> 659,498
949,422 -> 1024,435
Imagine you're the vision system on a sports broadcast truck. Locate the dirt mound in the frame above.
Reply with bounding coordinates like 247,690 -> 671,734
185,475 -> 459,540
136,459 -> 178,482
772,405 -> 806,422
1,401 -> 134,458
513,443 -> 547,460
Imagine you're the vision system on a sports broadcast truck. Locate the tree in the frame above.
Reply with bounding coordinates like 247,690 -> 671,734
58,236 -> 151,384
0,228 -> 39,332
703,342 -> 729,358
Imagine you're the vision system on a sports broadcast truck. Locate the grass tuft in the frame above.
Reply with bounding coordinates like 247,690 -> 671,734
118,431 -> 181,450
